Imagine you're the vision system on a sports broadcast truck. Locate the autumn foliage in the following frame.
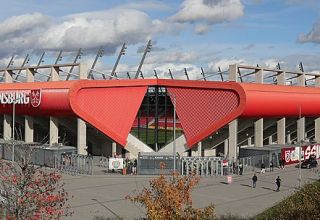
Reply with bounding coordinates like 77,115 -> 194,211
127,168 -> 215,220
256,180 -> 320,220
0,146 -> 72,220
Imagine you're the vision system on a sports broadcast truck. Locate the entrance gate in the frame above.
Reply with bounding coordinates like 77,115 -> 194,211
181,157 -> 224,176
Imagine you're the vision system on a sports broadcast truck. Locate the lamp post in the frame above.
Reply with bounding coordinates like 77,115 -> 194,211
168,93 -> 177,176
12,100 -> 16,162
298,139 -> 303,188
173,95 -> 176,175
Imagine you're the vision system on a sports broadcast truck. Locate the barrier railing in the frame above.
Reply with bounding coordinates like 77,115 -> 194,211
54,154 -> 93,175
181,157 -> 224,177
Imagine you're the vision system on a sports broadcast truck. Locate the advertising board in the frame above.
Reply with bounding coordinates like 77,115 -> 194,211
281,144 -> 320,165
108,158 -> 124,170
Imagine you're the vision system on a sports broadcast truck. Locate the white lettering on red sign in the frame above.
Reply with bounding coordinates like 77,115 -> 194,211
0,89 -> 41,107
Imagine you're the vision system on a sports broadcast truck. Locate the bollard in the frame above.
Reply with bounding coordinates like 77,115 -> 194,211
227,175 -> 233,184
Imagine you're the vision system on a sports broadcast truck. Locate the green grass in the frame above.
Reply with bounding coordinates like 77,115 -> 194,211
131,128 -> 183,146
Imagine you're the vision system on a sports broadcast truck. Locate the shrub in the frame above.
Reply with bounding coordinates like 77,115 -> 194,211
0,145 -> 72,220
126,170 -> 216,220
256,180 -> 320,220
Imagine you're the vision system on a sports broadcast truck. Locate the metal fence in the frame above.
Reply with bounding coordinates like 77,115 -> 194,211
238,153 -> 279,173
181,157 -> 224,177
54,154 -> 93,175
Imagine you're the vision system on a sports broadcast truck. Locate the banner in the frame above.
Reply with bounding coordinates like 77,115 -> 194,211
108,158 -> 124,170
281,144 -> 320,165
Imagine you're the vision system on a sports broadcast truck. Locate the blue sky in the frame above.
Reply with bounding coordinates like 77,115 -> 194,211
0,0 -> 319,79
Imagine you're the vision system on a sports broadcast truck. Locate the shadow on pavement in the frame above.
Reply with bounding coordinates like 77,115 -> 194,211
261,186 -> 276,191
240,183 -> 252,188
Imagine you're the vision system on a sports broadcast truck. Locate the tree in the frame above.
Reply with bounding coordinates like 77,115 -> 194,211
0,144 -> 72,220
127,164 -> 215,220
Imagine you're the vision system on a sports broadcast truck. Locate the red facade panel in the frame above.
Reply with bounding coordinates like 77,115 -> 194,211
70,86 -> 147,146
167,87 -> 241,147
241,83 -> 320,117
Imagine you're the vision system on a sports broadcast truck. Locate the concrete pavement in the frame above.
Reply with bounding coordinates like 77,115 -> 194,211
63,164 -> 319,220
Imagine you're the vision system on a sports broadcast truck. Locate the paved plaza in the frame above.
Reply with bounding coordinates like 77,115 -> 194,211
64,164 -> 319,220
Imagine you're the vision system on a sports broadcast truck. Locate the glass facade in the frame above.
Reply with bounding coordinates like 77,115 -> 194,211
131,87 -> 182,151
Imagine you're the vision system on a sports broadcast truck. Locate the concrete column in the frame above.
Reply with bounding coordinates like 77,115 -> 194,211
26,68 -> 35,82
77,63 -> 87,154
228,64 -> 238,161
77,119 -> 87,155
277,118 -> 286,144
268,136 -> 273,145
229,64 -> 237,81
254,119 -> 263,147
315,76 -> 320,142
247,137 -> 252,146
3,115 -> 11,141
197,142 -> 202,156
49,117 -> 59,145
254,68 -> 264,147
297,117 -> 305,142
277,71 -> 286,144
228,120 -> 238,161
79,63 -> 88,79
297,73 -> 305,142
112,142 -> 117,157
24,116 -> 33,143
25,68 -> 35,143
49,66 -> 59,146
224,139 -> 229,158
3,70 -> 13,141
50,66 -> 60,81
287,133 -> 291,144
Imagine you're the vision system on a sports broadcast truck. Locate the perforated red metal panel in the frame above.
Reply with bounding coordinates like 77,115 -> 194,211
167,87 -> 240,147
73,86 -> 147,146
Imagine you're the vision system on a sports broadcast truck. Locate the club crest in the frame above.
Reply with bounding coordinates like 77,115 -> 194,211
30,89 -> 41,107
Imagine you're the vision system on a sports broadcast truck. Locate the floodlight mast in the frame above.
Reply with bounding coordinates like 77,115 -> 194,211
88,46 -> 104,79
110,43 -> 126,79
15,54 -> 30,80
66,48 -> 82,80
6,55 -> 15,68
135,40 -> 152,79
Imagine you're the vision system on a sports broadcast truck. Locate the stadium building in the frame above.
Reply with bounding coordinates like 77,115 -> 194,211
1,61 -> 320,161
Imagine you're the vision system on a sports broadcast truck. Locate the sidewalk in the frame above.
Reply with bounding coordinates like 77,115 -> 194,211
63,165 -> 319,219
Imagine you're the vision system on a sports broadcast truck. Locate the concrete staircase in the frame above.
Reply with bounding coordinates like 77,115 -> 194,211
125,133 -> 154,158
158,134 -> 188,156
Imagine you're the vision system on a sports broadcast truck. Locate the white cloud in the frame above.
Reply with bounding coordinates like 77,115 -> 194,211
0,9 -> 178,58
146,51 -> 199,64
298,21 -> 320,44
171,0 -> 244,24
194,23 -> 212,34
143,62 -> 201,80
208,57 -> 247,71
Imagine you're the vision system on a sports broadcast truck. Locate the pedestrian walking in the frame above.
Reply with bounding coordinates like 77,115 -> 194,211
270,160 -> 274,172
239,162 -> 243,175
282,158 -> 286,169
279,158 -> 282,169
252,174 -> 258,188
276,176 -> 281,191
260,163 -> 266,173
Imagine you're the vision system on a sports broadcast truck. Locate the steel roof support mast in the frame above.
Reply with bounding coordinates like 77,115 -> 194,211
135,40 -> 152,79
110,43 -> 126,79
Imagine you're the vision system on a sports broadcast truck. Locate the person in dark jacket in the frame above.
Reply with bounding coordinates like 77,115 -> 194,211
252,174 -> 258,188
239,162 -> 243,175
276,176 -> 281,191
270,161 -> 274,172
